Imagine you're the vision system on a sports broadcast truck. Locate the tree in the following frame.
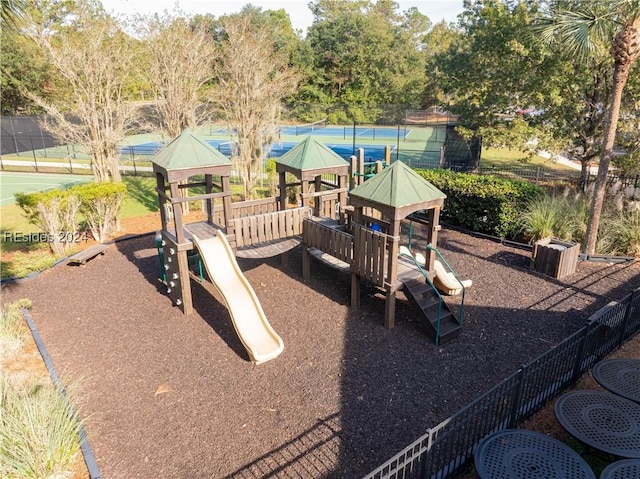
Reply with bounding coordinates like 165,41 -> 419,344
536,0 -> 640,254
24,2 -> 138,182
215,12 -> 300,199
0,0 -> 27,28
306,0 -> 430,122
433,0 -> 624,191
136,12 -> 217,139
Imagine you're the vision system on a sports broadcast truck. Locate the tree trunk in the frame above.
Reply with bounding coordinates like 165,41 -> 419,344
579,160 -> 591,192
584,18 -> 640,255
583,61 -> 631,254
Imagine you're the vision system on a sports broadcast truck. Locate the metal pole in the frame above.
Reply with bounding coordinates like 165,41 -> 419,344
352,121 -> 356,156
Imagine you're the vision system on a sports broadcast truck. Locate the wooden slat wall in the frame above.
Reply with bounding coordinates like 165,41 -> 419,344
212,197 -> 280,224
352,224 -> 392,287
303,219 -> 354,265
231,207 -> 308,248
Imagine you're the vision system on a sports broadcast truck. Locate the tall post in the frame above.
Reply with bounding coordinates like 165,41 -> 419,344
349,155 -> 357,190
357,148 -> 365,185
205,174 -> 213,224
385,218 -> 400,329
156,173 -> 168,232
170,182 -> 185,244
279,171 -> 288,210
425,207 -> 441,272
314,175 -> 322,217
222,175 -> 233,234
351,206 -> 363,311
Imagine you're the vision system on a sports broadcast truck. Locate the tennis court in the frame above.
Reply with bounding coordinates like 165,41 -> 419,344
0,171 -> 92,206
120,140 -> 394,161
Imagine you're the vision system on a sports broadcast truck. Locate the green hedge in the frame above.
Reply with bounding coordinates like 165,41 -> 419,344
416,169 -> 544,239
14,182 -> 127,252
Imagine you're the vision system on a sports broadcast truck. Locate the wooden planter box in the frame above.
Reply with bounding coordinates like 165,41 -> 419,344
531,238 -> 579,279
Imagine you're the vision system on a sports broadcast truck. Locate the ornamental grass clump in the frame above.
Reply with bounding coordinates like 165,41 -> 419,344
0,299 -> 84,479
0,379 -> 83,479
0,299 -> 31,362
521,193 -> 590,244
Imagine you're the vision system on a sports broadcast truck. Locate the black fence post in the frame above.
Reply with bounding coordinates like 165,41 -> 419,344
571,324 -> 591,383
618,290 -> 639,346
508,367 -> 525,428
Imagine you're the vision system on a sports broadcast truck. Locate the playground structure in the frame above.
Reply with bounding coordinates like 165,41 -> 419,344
152,130 -> 471,360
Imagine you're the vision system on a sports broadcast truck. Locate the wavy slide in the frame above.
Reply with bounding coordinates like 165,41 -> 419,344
193,232 -> 284,365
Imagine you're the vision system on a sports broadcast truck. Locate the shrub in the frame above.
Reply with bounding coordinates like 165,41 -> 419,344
0,299 -> 82,479
602,210 -> 640,256
15,189 -> 82,255
74,182 -> 127,242
0,299 -> 32,362
521,193 -> 590,244
417,169 -> 544,239
0,379 -> 83,479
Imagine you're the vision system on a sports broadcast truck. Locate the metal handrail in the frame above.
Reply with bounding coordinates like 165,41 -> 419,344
399,251 -> 445,346
427,243 -> 466,325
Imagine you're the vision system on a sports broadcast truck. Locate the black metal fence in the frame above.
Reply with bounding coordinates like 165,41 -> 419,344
363,287 -> 640,479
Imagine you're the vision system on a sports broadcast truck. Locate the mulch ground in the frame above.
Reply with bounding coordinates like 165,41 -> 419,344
2,223 -> 640,479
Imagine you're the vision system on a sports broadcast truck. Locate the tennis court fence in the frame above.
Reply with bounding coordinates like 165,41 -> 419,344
363,287 -> 640,479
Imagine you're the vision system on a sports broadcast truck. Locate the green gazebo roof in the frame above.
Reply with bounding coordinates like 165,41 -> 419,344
276,136 -> 347,172
350,161 -> 445,217
150,128 -> 232,172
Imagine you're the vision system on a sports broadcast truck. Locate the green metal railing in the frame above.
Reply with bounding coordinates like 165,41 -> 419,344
427,243 -> 466,325
398,251 -> 445,345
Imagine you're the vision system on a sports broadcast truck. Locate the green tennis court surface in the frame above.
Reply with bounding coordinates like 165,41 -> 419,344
0,171 -> 93,206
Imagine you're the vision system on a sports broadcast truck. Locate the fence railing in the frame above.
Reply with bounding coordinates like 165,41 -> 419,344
363,287 -> 640,479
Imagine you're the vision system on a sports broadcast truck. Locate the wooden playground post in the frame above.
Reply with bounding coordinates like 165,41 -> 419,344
384,145 -> 391,165
349,155 -> 357,190
350,207 -> 362,311
384,219 -> 401,329
357,148 -> 365,185
314,175 -> 322,217
279,171 -> 288,210
205,174 -> 214,224
424,207 -> 441,271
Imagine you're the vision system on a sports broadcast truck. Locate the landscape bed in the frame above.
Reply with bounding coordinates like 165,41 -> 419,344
2,226 -> 639,478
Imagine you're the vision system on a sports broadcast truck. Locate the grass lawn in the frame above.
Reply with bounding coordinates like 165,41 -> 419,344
481,147 -> 578,171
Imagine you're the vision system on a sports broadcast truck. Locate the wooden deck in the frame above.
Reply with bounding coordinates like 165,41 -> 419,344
183,220 -> 302,259
236,237 -> 301,259
183,221 -> 221,242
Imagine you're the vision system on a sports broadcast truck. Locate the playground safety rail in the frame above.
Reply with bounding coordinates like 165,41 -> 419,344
398,251 -> 445,345
362,287 -> 640,479
426,244 -> 466,326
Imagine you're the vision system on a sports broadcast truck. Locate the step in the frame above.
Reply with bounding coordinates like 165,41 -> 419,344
415,294 -> 441,310
421,311 -> 461,344
405,281 -> 433,297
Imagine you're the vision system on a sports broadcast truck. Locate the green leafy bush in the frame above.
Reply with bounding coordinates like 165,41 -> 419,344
15,189 -> 81,255
74,182 -> 127,242
416,169 -> 544,238
15,182 -> 128,250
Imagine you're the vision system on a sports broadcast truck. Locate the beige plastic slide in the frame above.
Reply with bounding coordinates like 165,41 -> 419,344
400,246 -> 472,296
192,232 -> 284,365
432,259 -> 472,296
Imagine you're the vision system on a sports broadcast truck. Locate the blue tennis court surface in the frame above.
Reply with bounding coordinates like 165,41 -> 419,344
120,140 -> 394,161
205,124 -> 410,139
